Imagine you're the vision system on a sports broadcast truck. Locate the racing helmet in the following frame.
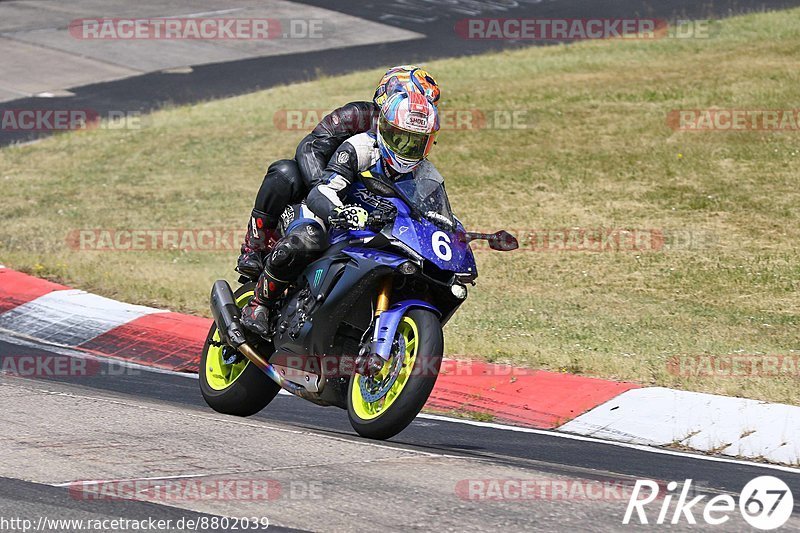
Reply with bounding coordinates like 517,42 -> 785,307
373,65 -> 441,108
377,91 -> 440,175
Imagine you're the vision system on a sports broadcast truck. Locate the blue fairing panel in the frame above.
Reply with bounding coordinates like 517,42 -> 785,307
391,204 -> 476,273
342,247 -> 408,269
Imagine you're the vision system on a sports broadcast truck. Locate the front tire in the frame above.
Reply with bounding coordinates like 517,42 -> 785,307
199,283 -> 280,417
347,308 -> 443,440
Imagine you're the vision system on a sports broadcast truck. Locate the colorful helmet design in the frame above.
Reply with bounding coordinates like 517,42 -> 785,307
373,65 -> 441,108
377,91 -> 440,175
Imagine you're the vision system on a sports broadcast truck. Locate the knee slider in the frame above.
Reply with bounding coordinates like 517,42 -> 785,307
265,224 -> 324,280
295,223 -> 326,252
268,240 -> 294,269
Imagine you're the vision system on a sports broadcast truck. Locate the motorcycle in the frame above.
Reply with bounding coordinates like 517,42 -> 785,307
200,161 -> 517,440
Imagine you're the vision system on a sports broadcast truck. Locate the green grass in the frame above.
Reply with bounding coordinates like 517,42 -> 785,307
2,9 -> 800,404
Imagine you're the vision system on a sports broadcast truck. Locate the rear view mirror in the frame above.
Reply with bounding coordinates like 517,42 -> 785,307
488,230 -> 519,251
461,230 -> 519,251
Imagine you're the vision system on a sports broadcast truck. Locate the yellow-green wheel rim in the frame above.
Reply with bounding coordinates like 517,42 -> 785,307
351,316 -> 419,420
205,290 -> 253,391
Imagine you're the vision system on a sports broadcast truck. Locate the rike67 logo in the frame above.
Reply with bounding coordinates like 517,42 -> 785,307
624,477 -> 794,530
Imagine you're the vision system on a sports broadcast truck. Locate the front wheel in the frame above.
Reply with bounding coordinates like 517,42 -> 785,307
199,283 -> 281,417
347,308 -> 443,440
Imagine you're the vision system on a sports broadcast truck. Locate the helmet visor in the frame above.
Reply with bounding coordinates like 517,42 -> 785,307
379,115 -> 436,160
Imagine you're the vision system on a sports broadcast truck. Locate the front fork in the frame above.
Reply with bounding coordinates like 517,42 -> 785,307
359,276 -> 440,375
357,277 -> 394,375
375,276 -> 393,317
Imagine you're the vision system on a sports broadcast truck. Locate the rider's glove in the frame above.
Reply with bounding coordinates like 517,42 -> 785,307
332,205 -> 369,230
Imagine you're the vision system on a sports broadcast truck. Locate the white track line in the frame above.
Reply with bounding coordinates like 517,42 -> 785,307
1,330 -> 798,474
167,8 -> 246,19
561,387 -> 800,466
416,414 -> 800,474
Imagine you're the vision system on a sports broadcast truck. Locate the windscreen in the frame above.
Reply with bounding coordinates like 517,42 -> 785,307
393,161 -> 455,228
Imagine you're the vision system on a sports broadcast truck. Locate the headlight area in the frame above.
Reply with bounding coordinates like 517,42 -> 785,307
398,261 -> 419,275
390,259 -> 471,326
450,282 -> 468,300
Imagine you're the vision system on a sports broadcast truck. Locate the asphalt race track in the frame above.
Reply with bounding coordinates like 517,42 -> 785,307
1,333 -> 798,531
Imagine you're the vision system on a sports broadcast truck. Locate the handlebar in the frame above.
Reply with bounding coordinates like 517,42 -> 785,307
327,214 -> 350,229
366,205 -> 397,228
329,201 -> 397,231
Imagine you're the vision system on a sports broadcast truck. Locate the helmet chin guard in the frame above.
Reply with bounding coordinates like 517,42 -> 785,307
378,135 -> 423,175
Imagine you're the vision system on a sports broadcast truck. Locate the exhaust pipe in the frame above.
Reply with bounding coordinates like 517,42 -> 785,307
210,280 -> 248,348
209,280 -> 317,400
210,280 -> 270,369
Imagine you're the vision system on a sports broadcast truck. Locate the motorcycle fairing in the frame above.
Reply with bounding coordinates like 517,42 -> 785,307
272,246 -> 408,361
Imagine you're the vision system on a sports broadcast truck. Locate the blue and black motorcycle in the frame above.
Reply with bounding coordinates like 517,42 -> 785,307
200,161 -> 517,440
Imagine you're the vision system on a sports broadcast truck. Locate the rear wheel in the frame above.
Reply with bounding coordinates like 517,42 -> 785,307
199,283 -> 280,416
347,308 -> 443,440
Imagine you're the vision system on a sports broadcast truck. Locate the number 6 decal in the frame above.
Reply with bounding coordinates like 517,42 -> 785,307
432,231 -> 452,261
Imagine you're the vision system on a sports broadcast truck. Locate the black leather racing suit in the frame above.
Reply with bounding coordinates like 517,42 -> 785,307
266,131 -> 384,286
254,101 -> 378,228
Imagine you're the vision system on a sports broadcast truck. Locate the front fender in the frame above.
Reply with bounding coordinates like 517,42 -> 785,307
371,299 -> 441,360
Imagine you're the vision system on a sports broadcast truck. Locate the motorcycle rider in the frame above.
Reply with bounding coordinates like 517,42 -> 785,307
236,66 -> 441,279
241,92 -> 440,336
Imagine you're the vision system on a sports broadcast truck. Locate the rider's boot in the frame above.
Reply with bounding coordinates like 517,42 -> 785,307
236,209 -> 278,279
241,270 -> 288,337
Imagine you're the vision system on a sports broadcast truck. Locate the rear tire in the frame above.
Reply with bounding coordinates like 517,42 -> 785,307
347,308 -> 443,440
199,283 -> 280,417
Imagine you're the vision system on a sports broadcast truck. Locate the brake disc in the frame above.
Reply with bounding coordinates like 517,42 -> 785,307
357,337 -> 406,403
